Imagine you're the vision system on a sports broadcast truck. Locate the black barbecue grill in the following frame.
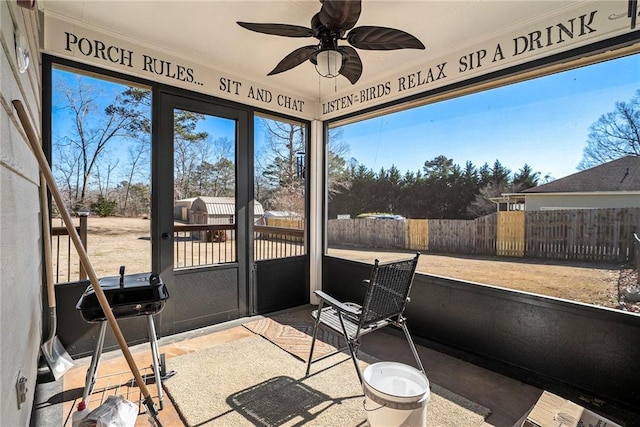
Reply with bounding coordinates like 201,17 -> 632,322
76,267 -> 169,322
76,268 -> 170,409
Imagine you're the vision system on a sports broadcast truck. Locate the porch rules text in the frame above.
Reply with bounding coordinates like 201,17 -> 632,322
63,31 -> 306,114
64,32 -> 202,86
322,10 -> 598,116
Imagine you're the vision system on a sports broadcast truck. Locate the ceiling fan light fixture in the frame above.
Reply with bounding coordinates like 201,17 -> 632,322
238,0 -> 424,84
315,49 -> 342,78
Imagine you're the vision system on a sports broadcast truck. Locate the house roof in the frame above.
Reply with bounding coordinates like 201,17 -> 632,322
522,156 -> 640,194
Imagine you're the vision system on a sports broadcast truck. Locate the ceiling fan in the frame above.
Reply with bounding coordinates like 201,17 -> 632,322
237,0 -> 425,84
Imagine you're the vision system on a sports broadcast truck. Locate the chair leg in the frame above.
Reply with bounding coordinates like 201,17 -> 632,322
334,312 -> 364,385
400,318 -> 425,375
346,338 -> 364,385
305,302 -> 323,377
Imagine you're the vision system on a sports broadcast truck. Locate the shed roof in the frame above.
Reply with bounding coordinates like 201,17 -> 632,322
192,197 -> 264,216
522,156 -> 640,194
175,197 -> 198,206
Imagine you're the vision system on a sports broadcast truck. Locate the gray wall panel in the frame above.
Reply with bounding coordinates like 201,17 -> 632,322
173,267 -> 240,332
323,256 -> 640,418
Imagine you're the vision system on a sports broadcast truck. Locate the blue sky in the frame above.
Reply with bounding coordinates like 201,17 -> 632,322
52,69 -> 236,186
53,52 -> 639,184
337,53 -> 640,181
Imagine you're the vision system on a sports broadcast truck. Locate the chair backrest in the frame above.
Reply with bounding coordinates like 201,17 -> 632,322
359,253 -> 420,327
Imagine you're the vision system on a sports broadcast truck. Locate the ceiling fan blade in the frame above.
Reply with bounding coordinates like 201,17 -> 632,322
347,26 -> 425,50
268,46 -> 318,75
319,0 -> 361,32
237,22 -> 314,38
338,46 -> 363,84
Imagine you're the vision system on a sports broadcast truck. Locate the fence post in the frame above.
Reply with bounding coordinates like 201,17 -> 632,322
634,229 -> 640,285
78,213 -> 89,280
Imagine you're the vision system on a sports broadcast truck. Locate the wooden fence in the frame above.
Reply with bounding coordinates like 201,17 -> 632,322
497,211 -> 525,257
328,218 -> 405,249
634,231 -> 640,284
266,218 -> 304,229
328,208 -> 640,263
407,219 -> 428,250
474,213 -> 497,255
427,219 -> 476,254
526,208 -> 640,261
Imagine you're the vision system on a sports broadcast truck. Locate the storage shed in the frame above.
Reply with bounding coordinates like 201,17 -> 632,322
174,197 -> 197,221
260,210 -> 303,228
190,196 -> 264,225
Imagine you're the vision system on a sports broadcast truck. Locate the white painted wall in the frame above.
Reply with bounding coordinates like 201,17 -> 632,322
308,120 -> 323,305
1,2 -> 43,425
525,193 -> 640,211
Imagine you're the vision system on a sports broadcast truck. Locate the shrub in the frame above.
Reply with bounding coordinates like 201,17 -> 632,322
91,196 -> 117,217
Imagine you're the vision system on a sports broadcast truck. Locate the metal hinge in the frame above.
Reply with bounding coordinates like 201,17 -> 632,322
16,372 -> 27,409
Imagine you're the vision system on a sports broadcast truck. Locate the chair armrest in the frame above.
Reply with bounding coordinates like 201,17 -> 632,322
315,290 -> 361,317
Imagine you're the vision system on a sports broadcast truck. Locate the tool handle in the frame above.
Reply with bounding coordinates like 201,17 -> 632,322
40,174 -> 56,307
12,99 -> 159,419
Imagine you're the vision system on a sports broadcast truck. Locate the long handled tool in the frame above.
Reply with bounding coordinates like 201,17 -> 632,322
12,100 -> 162,426
39,172 -> 74,380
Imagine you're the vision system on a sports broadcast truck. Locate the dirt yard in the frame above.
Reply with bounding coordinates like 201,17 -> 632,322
53,217 -> 633,310
328,247 -> 622,308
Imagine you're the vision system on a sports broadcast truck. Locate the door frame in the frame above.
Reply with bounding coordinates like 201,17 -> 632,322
44,55 -> 312,347
153,89 -> 252,335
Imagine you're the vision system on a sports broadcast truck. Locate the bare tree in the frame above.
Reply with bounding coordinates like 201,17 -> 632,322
121,138 -> 149,215
579,89 -> 640,169
467,182 -> 508,218
53,77 -> 145,210
261,120 -> 305,185
257,118 -> 306,213
94,160 -> 119,198
53,139 -> 81,209
191,136 -> 235,197
173,116 -> 209,200
114,88 -> 209,204
327,127 -> 352,199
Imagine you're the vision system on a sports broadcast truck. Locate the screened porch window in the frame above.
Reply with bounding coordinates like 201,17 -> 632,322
254,114 -> 307,260
51,66 -> 152,282
326,53 -> 640,313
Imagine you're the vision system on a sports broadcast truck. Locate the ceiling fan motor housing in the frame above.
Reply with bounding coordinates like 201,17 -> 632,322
238,0 -> 425,84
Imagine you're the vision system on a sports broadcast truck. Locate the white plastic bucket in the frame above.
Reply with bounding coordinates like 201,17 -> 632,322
363,362 -> 430,427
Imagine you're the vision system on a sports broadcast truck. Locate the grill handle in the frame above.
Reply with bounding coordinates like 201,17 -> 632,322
119,266 -> 125,288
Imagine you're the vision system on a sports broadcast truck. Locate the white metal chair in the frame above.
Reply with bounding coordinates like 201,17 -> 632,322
305,253 -> 424,384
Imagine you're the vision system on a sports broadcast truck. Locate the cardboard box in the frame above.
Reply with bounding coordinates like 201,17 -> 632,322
522,391 -> 623,427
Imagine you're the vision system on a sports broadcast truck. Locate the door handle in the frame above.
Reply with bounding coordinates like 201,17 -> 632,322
161,232 -> 171,240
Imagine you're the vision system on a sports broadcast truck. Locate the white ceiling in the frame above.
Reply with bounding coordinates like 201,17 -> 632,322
40,1 -> 592,101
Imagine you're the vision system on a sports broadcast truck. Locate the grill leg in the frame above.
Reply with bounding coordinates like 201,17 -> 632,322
82,321 -> 107,402
147,314 -> 163,410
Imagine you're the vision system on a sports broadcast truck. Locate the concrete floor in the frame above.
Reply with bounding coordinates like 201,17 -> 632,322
31,306 -> 543,427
